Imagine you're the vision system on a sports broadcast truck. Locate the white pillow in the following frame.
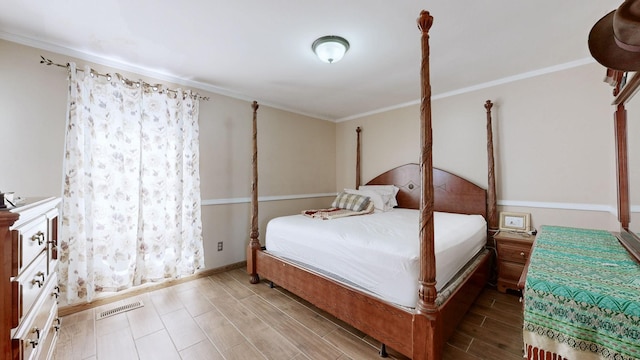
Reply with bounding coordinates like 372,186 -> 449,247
358,185 -> 399,208
344,188 -> 388,211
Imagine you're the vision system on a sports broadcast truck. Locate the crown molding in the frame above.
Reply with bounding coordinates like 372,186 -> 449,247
0,31 -> 335,122
336,58 -> 597,122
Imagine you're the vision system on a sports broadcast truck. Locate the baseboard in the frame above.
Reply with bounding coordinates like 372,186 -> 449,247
58,261 -> 246,317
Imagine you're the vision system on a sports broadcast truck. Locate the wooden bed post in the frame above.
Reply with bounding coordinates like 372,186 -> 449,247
247,101 -> 261,284
485,100 -> 499,234
356,127 -> 362,188
413,10 -> 442,360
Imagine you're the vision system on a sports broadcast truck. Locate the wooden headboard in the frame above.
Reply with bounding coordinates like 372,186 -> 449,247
355,99 -> 497,229
366,163 -> 487,218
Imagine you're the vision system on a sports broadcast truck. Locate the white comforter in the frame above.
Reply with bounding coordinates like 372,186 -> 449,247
265,209 -> 486,308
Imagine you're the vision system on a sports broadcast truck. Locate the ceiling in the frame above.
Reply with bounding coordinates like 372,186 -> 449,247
0,1 -> 621,121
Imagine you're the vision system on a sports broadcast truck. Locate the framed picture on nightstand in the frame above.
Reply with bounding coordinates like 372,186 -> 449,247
499,211 -> 531,232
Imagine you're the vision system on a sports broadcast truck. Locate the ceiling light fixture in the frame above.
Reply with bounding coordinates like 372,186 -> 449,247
312,35 -> 350,64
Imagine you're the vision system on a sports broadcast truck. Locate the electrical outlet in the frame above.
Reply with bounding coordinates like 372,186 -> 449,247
217,241 -> 223,251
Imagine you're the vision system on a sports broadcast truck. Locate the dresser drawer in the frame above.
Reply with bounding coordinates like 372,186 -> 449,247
12,253 -> 50,328
11,216 -> 48,277
499,260 -> 525,280
35,312 -> 59,360
497,242 -> 531,264
12,273 -> 59,360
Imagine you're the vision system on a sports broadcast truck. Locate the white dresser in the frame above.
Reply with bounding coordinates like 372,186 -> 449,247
1,197 -> 61,360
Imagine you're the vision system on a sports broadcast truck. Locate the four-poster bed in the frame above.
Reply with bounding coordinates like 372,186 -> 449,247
246,10 -> 499,359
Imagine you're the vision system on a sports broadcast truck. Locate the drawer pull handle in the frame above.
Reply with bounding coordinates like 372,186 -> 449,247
31,272 -> 45,288
29,327 -> 41,347
520,252 -> 525,257
53,286 -> 60,298
54,318 -> 61,332
31,231 -> 45,246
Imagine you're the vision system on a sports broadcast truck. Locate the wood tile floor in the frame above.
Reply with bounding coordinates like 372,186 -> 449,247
53,268 -> 524,360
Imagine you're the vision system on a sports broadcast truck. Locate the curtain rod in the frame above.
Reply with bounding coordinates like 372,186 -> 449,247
39,56 -> 210,101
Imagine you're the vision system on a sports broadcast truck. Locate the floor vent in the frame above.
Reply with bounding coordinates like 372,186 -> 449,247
96,301 -> 144,320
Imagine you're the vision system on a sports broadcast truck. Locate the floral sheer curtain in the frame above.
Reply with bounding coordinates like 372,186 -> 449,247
59,63 -> 204,305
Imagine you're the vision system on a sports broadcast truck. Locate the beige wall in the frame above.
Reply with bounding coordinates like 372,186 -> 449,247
0,39 -> 336,271
3,34 -> 637,271
1,41 -> 67,196
336,106 -> 421,190
337,62 -> 628,232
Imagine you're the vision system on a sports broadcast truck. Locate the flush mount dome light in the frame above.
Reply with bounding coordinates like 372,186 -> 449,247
312,35 -> 350,64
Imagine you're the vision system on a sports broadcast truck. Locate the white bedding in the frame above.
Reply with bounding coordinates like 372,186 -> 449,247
265,209 -> 487,308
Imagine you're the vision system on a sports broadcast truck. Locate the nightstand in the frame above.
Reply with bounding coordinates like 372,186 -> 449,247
494,231 -> 535,293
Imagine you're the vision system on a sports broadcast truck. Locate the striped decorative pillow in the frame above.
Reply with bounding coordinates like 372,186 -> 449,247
331,192 -> 371,212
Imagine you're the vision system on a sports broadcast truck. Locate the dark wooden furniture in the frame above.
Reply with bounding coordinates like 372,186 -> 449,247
605,69 -> 640,263
246,10 -> 499,360
494,231 -> 534,293
518,237 -> 536,293
1,197 -> 60,360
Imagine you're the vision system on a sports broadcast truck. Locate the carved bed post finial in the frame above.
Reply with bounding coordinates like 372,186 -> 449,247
417,10 -> 434,33
248,101 -> 261,284
485,100 -> 498,234
356,127 -> 362,188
